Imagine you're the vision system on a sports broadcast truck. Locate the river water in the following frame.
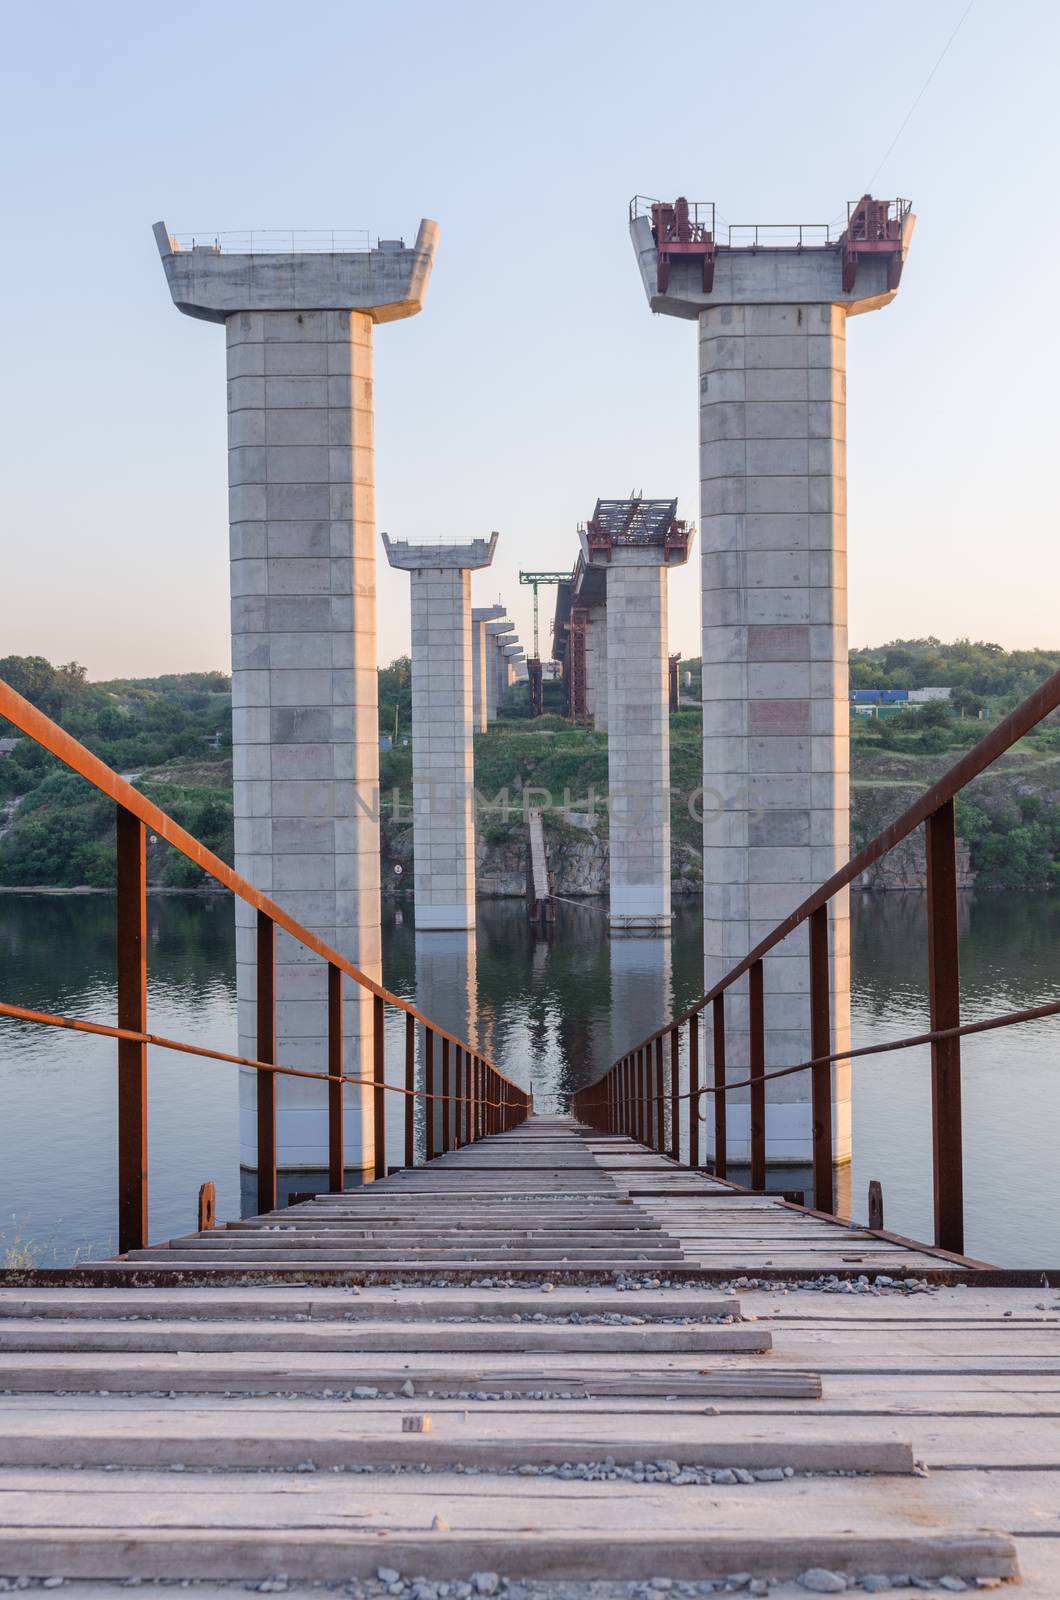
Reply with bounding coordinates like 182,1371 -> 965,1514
1,891 -> 1057,1268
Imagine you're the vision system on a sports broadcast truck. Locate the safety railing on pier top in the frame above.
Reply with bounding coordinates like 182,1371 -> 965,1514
0,680 -> 529,1256
573,670 -> 1060,1259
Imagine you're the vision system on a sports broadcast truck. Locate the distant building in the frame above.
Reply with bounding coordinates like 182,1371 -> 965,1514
0,737 -> 20,757
850,687 -> 952,718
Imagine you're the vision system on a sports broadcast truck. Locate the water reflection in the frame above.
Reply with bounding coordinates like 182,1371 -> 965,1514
0,890 -> 1057,1266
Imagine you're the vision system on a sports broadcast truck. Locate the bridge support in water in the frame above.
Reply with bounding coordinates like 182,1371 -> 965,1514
383,534 -> 498,931
581,498 -> 693,934
154,219 -> 439,1189
413,926 -> 479,1158
630,193 -> 914,1165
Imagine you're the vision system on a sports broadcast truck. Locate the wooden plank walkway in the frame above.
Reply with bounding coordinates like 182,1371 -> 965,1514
0,1115 -> 1056,1594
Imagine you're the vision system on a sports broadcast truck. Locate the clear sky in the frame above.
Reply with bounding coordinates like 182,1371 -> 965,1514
1,0 -> 1057,679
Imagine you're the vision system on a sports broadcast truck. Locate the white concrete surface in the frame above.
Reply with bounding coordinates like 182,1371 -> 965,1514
583,542 -> 690,933
584,604 -> 608,732
158,224 -> 439,1179
483,620 -> 514,724
471,606 -> 505,733
383,536 -> 497,931
629,204 -> 914,1163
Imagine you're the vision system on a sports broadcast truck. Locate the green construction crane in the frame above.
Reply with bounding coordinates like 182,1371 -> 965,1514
518,570 -> 570,658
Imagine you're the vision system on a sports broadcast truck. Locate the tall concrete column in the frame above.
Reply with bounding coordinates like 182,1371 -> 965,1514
155,219 -> 438,1188
582,503 -> 691,933
472,606 -> 505,733
491,633 -> 512,715
584,604 -> 609,732
483,620 -> 513,723
383,535 -> 497,932
630,193 -> 914,1167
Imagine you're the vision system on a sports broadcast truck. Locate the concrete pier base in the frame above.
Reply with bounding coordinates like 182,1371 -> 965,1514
609,934 -> 673,1063
414,927 -> 478,1157
383,535 -> 497,933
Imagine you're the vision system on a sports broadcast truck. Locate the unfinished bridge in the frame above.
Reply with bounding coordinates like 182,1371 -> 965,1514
1,196 -> 1059,1595
2,669 -> 1060,1594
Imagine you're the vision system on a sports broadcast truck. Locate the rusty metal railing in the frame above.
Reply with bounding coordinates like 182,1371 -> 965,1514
0,680 -> 529,1256
573,670 -> 1060,1258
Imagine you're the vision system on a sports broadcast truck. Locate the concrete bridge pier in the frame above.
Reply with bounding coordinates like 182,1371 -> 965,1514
503,642 -> 525,693
483,620 -> 514,723
584,605 -> 608,732
154,218 -> 439,1193
581,500 -> 692,934
492,635 -> 514,713
383,535 -> 497,932
472,606 -> 505,732
630,192 -> 914,1168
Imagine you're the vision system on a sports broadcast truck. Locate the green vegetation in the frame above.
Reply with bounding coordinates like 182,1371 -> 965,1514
0,656 -> 232,889
4,640 -> 1060,892
378,656 -> 412,743
849,637 -> 1060,713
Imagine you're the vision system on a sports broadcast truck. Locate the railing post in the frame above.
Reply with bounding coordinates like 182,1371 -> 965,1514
630,1051 -> 637,1142
642,1046 -> 650,1147
116,805 -> 148,1254
654,1037 -> 664,1152
452,1046 -> 461,1148
372,994 -> 386,1182
425,1031 -> 436,1161
809,906 -> 834,1214
688,1014 -> 700,1171
441,1038 -> 451,1154
669,1028 -> 680,1163
404,1012 -> 415,1169
749,961 -> 765,1191
474,1055 -> 482,1140
712,993 -> 727,1181
256,910 -> 277,1214
927,798 -> 964,1254
327,963 -> 344,1193
466,1054 -> 473,1144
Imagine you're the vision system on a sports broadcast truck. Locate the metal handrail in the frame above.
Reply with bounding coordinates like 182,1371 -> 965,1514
724,222 -> 836,248
572,668 -> 1060,1258
172,229 -> 374,254
0,679 -> 529,1253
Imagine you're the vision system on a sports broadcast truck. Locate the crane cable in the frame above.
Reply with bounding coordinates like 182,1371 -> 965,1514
829,0 -> 976,224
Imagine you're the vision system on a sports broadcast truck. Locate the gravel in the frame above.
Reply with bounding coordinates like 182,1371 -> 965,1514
0,1572 -> 993,1594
